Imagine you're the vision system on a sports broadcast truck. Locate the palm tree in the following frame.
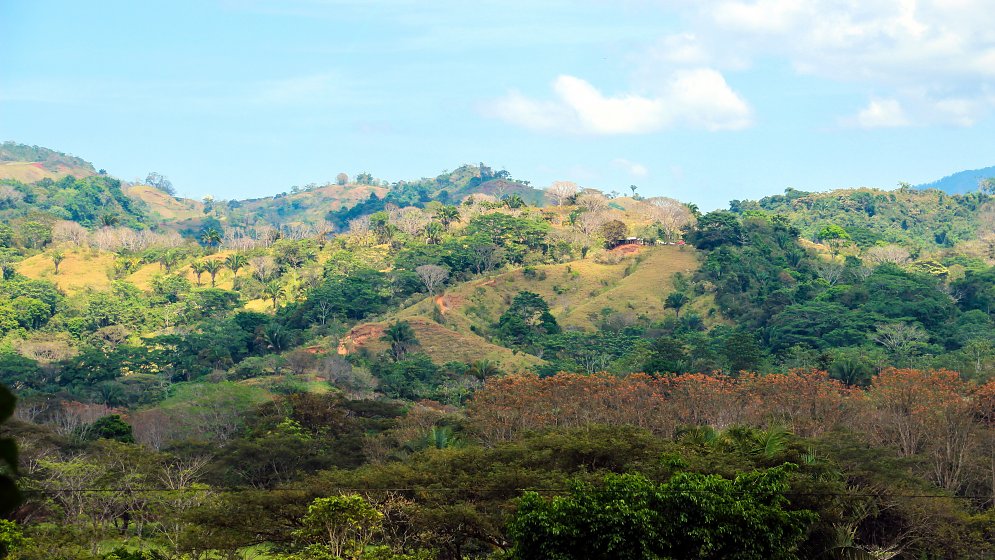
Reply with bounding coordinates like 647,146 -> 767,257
225,253 -> 248,279
200,228 -> 222,253
435,205 -> 461,229
381,321 -> 418,361
159,251 -> 180,273
51,251 -> 65,275
189,261 -> 207,285
262,281 -> 285,310
203,260 -> 223,287
502,193 -> 525,209
467,359 -> 500,380
424,222 -> 444,245
664,292 -> 690,319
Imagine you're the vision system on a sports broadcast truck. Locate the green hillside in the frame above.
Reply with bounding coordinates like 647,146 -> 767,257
736,186 -> 992,250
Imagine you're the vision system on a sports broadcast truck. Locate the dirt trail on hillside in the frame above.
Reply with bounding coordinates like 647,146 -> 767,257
337,323 -> 385,355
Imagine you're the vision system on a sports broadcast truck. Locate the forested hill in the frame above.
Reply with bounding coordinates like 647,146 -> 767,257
917,165 -> 995,194
732,186 -> 992,250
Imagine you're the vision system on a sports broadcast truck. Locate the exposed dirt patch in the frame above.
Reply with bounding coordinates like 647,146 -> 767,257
611,244 -> 644,255
433,294 -> 464,315
337,323 -> 385,355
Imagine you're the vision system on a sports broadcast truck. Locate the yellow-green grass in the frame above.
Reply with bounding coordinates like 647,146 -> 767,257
558,246 -> 699,328
0,161 -> 93,183
244,298 -> 274,312
15,248 -> 115,292
127,251 -> 238,291
339,317 -> 543,371
398,245 -> 700,333
125,184 -> 204,220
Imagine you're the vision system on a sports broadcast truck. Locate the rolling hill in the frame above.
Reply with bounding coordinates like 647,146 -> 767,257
0,141 -> 96,182
331,245 -> 703,371
916,165 -> 995,194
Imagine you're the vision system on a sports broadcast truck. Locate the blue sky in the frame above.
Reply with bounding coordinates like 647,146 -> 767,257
2,0 -> 995,209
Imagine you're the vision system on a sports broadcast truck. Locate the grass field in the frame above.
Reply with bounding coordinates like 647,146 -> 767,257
125,184 -> 204,221
398,245 -> 700,333
339,317 -> 544,371
333,245 -> 705,368
127,251 -> 237,291
15,248 -> 115,292
0,161 -> 93,183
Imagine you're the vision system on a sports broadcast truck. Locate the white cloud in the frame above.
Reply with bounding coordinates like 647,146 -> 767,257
612,158 -> 649,177
670,0 -> 995,125
649,33 -> 711,66
848,98 -> 911,128
486,69 -> 751,135
552,76 -> 667,134
667,69 -> 753,131
712,0 -> 804,33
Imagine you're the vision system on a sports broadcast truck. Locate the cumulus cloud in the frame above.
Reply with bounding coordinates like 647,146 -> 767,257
486,69 -> 751,135
667,0 -> 995,126
848,98 -> 911,128
712,0 -> 804,33
612,158 -> 649,177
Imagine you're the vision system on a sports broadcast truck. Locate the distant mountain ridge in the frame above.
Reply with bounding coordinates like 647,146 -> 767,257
916,165 -> 995,194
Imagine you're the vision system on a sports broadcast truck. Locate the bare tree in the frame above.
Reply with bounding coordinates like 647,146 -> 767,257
349,215 -> 372,243
251,255 -> 278,282
155,455 -> 212,554
576,192 -> 609,213
52,221 -> 89,246
223,227 -> 260,251
865,244 -> 912,265
131,409 -> 171,450
391,207 -> 430,236
145,172 -> 175,195
416,264 -> 449,294
49,401 -> 116,438
574,209 -> 608,237
646,197 -> 695,242
281,222 -> 315,240
873,323 -> 929,365
255,224 -> 279,248
813,259 -> 846,286
546,181 -> 579,206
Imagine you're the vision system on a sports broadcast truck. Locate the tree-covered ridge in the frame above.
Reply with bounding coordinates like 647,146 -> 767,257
325,164 -> 541,229
0,141 -> 94,172
735,186 -> 993,250
0,174 -> 151,229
